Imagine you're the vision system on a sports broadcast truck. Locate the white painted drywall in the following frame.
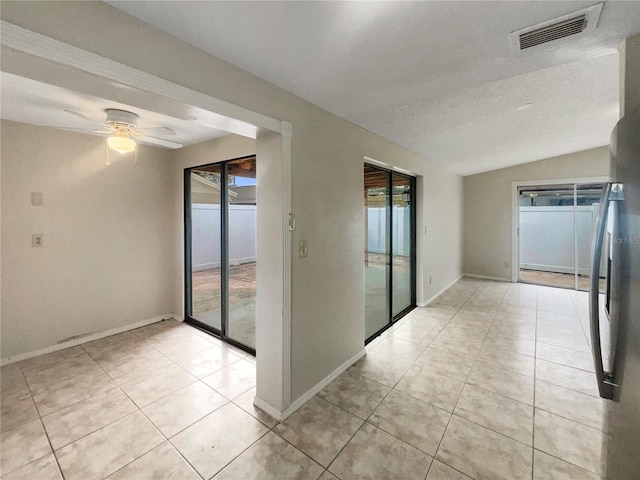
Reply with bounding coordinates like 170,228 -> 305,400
463,147 -> 610,280
1,3 -> 464,405
0,120 -> 174,359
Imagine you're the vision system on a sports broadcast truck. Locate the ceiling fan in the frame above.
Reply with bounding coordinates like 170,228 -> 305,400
64,108 -> 183,153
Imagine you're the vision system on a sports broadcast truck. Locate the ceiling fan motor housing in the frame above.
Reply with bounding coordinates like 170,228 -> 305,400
105,109 -> 138,131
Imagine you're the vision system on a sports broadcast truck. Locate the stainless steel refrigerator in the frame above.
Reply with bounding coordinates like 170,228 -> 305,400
590,104 -> 640,479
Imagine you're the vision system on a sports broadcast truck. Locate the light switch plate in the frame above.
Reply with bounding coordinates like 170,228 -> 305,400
32,234 -> 44,247
299,240 -> 308,258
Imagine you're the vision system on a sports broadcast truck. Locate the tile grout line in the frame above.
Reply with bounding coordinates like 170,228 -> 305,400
87,338 -> 208,480
73,325 -> 221,479
317,287 -> 475,478
104,326 -> 269,479
5,279 -> 599,480
425,279 -> 487,480
39,416 -> 67,480
2,363 -> 67,479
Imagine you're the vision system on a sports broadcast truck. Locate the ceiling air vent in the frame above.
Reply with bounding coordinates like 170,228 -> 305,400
510,3 -> 603,51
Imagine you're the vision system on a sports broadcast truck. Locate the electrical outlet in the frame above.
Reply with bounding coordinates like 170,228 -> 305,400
299,240 -> 308,258
424,226 -> 429,235
32,234 -> 44,247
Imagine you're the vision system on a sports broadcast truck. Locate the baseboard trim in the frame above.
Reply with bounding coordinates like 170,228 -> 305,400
417,274 -> 463,307
464,273 -> 512,282
253,348 -> 367,422
1,314 -> 173,366
172,314 -> 184,322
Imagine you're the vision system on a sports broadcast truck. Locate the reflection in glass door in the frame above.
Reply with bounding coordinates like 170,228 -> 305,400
392,174 -> 414,316
187,163 -> 223,331
185,156 -> 257,354
226,158 -> 257,349
364,164 -> 416,342
364,166 -> 390,339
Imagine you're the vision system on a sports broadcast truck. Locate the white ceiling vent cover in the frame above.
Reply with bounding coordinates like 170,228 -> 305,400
510,3 -> 603,51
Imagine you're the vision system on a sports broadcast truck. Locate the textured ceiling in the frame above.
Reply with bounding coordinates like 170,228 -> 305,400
107,1 -> 640,174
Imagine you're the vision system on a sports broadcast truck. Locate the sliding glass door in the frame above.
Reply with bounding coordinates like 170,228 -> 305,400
185,156 -> 257,354
364,164 -> 416,342
518,182 -> 605,292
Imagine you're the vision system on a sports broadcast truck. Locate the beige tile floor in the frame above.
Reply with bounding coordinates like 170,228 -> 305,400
1,278 -> 607,479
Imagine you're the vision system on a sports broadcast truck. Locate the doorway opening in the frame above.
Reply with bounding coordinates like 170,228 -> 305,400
364,164 -> 416,343
185,155 -> 258,355
517,182 -> 606,291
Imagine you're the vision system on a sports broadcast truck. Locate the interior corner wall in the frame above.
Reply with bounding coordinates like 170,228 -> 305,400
0,120 -> 175,359
463,147 -> 610,280
1,2 -> 464,405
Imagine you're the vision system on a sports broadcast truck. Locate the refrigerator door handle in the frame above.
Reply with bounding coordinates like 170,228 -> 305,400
589,182 -> 620,399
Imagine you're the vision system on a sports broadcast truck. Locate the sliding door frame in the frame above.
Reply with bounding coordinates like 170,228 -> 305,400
364,163 -> 417,344
510,176 -> 609,286
184,155 -> 257,355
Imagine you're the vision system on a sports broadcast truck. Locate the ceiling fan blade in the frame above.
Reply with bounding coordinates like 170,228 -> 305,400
37,126 -> 110,136
63,109 -> 103,125
135,126 -> 176,136
131,132 -> 183,149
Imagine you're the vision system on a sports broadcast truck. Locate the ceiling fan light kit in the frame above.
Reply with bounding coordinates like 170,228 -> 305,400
105,109 -> 137,154
107,131 -> 136,154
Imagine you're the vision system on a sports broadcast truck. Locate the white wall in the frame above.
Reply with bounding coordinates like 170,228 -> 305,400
0,120 -> 174,359
463,147 -> 610,280
1,2 -> 464,405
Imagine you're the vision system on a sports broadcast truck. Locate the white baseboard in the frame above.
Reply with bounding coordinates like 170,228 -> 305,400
1,314 -> 173,366
252,397 -> 286,422
464,273 -> 512,282
172,314 -> 184,322
417,274 -> 464,307
253,348 -> 367,422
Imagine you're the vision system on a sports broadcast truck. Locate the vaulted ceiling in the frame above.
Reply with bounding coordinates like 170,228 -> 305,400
106,1 -> 640,175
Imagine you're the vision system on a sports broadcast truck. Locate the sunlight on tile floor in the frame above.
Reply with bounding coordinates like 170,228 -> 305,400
1,278 -> 606,479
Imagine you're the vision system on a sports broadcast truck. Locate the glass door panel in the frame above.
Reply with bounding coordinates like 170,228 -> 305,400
189,164 -> 223,330
185,156 -> 257,355
226,158 -> 257,349
518,184 -> 576,289
392,173 -> 413,316
364,166 -> 390,339
364,165 -> 416,342
576,183 -> 605,292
